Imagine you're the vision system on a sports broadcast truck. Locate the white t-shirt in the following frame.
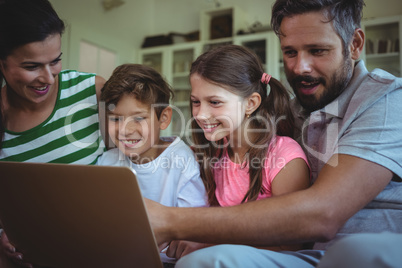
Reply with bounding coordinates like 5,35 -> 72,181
97,137 -> 208,208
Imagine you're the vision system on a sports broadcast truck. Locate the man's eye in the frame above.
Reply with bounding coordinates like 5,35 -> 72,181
311,49 -> 326,55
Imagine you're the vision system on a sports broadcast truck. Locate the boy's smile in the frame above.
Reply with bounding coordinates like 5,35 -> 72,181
107,94 -> 166,164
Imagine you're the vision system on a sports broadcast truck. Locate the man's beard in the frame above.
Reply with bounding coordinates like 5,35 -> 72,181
288,58 -> 353,113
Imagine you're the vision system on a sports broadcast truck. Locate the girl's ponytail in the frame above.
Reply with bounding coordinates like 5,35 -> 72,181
263,75 -> 294,138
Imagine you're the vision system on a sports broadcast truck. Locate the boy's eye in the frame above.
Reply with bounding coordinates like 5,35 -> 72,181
283,50 -> 296,58
133,117 -> 145,122
108,116 -> 120,122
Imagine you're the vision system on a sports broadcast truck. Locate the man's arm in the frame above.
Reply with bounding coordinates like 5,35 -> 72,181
146,154 -> 392,246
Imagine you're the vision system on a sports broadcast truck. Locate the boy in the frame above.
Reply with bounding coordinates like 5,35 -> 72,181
97,64 -> 207,208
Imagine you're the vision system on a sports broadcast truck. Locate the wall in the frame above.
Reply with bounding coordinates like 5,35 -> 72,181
49,0 -> 402,73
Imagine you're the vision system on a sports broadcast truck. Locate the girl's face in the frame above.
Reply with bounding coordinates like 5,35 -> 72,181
0,34 -> 62,105
107,94 -> 168,163
190,74 -> 247,142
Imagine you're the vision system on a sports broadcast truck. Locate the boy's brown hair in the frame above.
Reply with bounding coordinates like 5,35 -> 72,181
101,63 -> 174,119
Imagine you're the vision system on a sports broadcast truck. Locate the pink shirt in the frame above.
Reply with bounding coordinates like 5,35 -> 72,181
214,136 -> 309,207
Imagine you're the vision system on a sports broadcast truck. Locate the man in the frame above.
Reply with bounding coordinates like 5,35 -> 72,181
147,0 -> 402,267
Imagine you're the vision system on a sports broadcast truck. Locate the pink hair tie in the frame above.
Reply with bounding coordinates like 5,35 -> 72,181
261,73 -> 271,84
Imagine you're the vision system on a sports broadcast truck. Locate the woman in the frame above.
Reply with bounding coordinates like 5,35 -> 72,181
0,0 -> 106,266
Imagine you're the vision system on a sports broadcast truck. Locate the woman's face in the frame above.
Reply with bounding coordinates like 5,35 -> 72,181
0,34 -> 62,105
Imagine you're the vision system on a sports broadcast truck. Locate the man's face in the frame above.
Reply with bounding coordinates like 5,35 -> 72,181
279,12 -> 353,113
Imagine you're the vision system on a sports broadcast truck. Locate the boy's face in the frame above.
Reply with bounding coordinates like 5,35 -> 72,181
107,94 -> 168,163
279,11 -> 355,112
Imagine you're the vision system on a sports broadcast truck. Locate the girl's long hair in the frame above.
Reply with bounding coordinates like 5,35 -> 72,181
190,45 -> 294,206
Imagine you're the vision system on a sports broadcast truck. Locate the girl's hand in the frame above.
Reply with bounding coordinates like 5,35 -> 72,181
0,231 -> 33,268
166,240 -> 210,259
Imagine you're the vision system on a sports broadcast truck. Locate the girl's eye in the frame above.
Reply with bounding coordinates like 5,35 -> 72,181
210,101 -> 221,105
191,99 -> 200,106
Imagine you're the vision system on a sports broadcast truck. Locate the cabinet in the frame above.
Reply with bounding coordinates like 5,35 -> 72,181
361,15 -> 402,77
139,43 -> 202,139
169,43 -> 202,139
139,6 -> 285,139
139,33 -> 283,139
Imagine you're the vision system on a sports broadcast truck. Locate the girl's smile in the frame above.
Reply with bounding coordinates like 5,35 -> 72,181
190,74 -> 247,143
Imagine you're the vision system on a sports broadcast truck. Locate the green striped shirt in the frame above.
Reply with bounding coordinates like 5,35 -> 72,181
0,70 -> 105,164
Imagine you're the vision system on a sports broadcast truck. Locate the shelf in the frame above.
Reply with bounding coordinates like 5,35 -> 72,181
138,7 -> 283,137
172,101 -> 190,107
173,72 -> 190,78
366,52 -> 399,59
362,15 -> 401,76
200,6 -> 246,41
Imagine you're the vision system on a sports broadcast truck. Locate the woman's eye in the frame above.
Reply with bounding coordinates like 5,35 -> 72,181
51,59 -> 62,66
24,65 -> 39,70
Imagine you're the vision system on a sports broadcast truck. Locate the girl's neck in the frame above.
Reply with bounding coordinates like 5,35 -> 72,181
227,143 -> 251,165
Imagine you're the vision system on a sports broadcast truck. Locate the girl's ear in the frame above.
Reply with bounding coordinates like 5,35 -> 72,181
159,106 -> 172,130
245,92 -> 261,116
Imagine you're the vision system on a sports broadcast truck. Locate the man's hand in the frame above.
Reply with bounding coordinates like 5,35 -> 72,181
166,240 -> 210,259
144,198 -> 172,248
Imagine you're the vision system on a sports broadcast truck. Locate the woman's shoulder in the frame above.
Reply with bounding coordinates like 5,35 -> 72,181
59,69 -> 96,79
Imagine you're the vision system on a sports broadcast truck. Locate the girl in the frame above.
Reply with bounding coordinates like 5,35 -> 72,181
190,44 -> 310,207
166,44 -> 311,259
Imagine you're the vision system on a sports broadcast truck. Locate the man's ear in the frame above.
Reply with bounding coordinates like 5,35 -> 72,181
350,28 -> 365,60
159,106 -> 172,130
245,92 -> 262,116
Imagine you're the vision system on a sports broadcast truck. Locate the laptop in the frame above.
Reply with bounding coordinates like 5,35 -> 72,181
0,161 -> 168,268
